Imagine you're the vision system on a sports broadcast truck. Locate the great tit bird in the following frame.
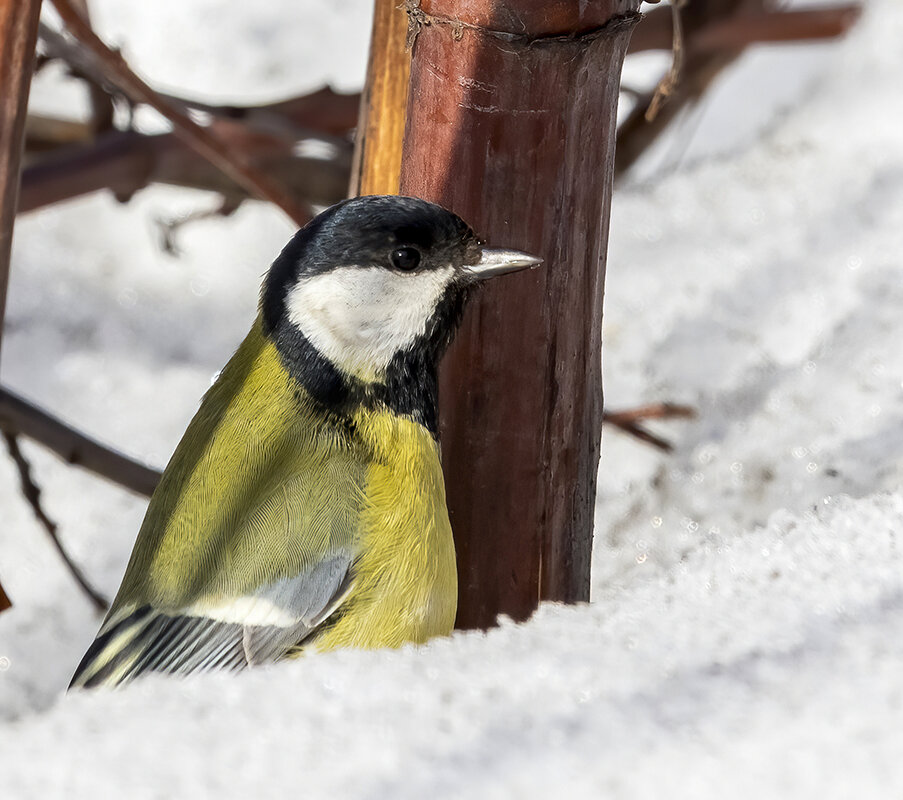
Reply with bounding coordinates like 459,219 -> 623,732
70,195 -> 540,688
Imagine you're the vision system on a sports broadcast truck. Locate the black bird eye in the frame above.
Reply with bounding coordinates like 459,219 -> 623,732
390,246 -> 421,271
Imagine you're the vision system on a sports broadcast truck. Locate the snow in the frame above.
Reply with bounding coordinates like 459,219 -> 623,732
4,495 -> 903,797
2,0 -> 902,796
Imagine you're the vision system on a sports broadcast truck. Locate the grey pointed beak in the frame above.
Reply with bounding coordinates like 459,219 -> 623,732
461,247 -> 543,280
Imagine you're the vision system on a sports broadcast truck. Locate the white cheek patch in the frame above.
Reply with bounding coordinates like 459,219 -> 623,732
286,266 -> 455,382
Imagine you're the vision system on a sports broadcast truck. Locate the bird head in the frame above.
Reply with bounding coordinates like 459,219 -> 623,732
261,195 -> 541,388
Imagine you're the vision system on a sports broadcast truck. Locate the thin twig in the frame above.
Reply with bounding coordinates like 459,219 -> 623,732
3,432 -> 109,611
155,196 -> 243,256
646,0 -> 686,122
603,402 -> 696,425
602,402 -> 696,453
0,386 -> 160,497
603,418 -> 675,452
49,0 -> 312,226
37,21 -> 126,114
65,1 -> 115,133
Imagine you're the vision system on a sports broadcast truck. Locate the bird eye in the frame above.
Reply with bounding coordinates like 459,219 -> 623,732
390,246 -> 421,271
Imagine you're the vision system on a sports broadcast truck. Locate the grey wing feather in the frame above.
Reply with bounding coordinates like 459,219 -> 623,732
69,555 -> 354,689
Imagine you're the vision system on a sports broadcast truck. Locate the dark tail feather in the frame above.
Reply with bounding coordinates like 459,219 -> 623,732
68,604 -> 312,689
69,606 -> 157,689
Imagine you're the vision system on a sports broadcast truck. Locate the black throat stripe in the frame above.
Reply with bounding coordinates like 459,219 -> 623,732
265,284 -> 467,439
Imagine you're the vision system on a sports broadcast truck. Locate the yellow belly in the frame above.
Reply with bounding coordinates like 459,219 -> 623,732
314,407 -> 457,651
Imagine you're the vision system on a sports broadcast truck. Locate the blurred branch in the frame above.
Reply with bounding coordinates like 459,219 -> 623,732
3,431 -> 109,611
617,1 -> 862,178
645,0 -> 686,123
31,1 -> 861,210
628,4 -> 862,54
26,23 -> 355,215
24,114 -> 94,153
155,195 -> 243,256
350,0 -> 412,196
604,402 -> 696,424
617,48 -> 736,177
603,403 -> 696,453
0,0 -> 43,616
196,88 -> 360,139
20,123 -> 351,214
38,20 -> 360,141
0,579 -> 9,612
66,0 -> 115,133
0,386 -> 161,497
0,0 -> 41,342
48,0 -> 313,226
692,6 -> 862,50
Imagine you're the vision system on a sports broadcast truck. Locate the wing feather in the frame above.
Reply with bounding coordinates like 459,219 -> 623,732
70,329 -> 367,689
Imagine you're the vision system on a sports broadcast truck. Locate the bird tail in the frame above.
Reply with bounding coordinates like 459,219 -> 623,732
68,606 -> 250,689
70,606 -> 157,689
69,603 -> 320,689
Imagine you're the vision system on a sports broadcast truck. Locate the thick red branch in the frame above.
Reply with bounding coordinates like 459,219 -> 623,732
402,1 -> 642,626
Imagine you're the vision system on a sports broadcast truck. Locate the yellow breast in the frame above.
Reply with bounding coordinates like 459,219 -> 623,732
314,407 -> 457,651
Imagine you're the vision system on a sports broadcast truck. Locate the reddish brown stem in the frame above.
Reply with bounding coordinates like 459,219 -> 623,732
0,0 -> 42,348
0,0 -> 43,615
401,0 -> 641,627
49,0 -> 312,226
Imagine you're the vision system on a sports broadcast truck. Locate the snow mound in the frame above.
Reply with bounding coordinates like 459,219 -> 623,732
3,494 -> 902,799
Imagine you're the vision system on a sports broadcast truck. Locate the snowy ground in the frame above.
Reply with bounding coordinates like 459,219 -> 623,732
2,1 -> 902,797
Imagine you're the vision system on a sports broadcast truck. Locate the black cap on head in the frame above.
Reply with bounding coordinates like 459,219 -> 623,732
261,196 -> 481,333
257,195 -> 540,436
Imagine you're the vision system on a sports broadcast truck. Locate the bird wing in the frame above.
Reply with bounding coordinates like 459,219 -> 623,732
70,327 -> 368,689
69,549 -> 355,688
